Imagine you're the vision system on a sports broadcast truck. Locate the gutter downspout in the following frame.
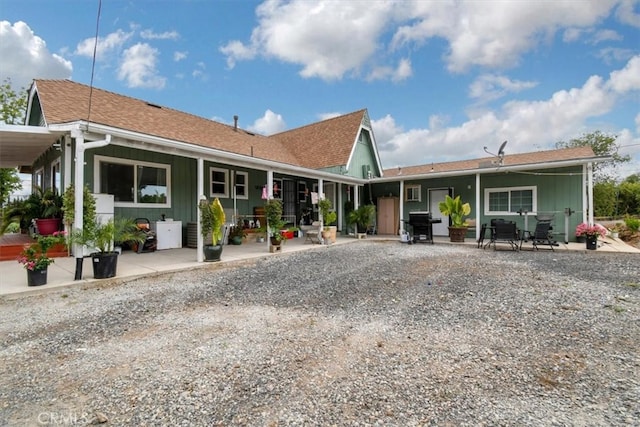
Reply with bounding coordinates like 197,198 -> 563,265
71,129 -> 112,280
587,162 -> 594,225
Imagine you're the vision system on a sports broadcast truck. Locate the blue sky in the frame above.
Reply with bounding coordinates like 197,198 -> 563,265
1,0 -> 639,178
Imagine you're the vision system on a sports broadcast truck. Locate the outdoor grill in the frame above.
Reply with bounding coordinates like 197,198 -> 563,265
407,211 -> 442,244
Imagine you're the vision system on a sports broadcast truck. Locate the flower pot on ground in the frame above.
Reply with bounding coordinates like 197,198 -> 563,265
347,204 -> 375,237
264,198 -> 286,247
200,197 -> 226,261
575,222 -> 607,250
438,195 -> 471,242
318,198 -> 338,243
228,220 -> 247,245
18,231 -> 67,286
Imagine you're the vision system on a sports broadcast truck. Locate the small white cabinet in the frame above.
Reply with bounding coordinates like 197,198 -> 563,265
152,221 -> 183,250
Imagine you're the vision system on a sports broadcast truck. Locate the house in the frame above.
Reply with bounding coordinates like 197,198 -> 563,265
0,79 -> 603,263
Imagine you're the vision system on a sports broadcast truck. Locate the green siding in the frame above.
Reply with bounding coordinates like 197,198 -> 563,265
350,129 -> 378,178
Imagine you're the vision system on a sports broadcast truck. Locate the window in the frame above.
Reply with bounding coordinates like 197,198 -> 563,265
210,167 -> 229,198
405,184 -> 421,202
95,156 -> 170,207
323,182 -> 336,210
484,186 -> 536,215
33,168 -> 44,190
298,181 -> 307,202
51,159 -> 61,194
273,178 -> 282,199
234,171 -> 248,199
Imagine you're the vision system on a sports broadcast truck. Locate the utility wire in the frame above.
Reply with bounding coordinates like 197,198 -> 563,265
87,0 -> 102,122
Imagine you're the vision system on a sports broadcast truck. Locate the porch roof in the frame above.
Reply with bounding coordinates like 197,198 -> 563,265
0,125 -> 65,168
379,146 -> 600,180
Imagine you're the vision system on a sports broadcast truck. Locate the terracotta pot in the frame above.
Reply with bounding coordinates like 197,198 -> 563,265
448,226 -> 467,243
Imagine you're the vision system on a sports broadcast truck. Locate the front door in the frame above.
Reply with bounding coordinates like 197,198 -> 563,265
429,189 -> 449,236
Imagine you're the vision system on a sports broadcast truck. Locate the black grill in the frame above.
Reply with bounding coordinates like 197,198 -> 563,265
407,211 -> 442,244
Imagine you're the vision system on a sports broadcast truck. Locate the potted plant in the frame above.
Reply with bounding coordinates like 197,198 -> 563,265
575,222 -> 607,250
113,217 -> 148,253
607,223 -> 623,239
318,198 -> 337,243
228,220 -> 247,245
18,231 -> 67,286
347,204 -> 375,238
200,197 -> 226,261
1,187 -> 63,235
264,198 -> 286,246
34,188 -> 64,235
438,195 -> 471,242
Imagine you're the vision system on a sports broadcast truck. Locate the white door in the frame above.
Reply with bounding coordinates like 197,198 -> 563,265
429,189 -> 449,236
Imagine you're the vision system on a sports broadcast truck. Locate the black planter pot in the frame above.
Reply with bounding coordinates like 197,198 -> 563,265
203,244 -> 223,262
586,236 -> 597,250
91,252 -> 119,279
27,267 -> 48,286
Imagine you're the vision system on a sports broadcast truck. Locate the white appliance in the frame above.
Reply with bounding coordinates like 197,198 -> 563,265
79,193 -> 114,256
152,220 -> 183,250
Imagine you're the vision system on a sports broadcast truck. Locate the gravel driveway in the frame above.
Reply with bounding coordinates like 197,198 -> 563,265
1,241 -> 639,426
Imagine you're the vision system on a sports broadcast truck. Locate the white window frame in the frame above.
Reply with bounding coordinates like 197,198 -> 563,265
234,171 -> 248,200
484,185 -> 537,215
94,155 -> 171,208
405,184 -> 421,202
51,158 -> 61,194
33,167 -> 44,190
298,181 -> 307,202
210,167 -> 229,198
323,182 -> 337,211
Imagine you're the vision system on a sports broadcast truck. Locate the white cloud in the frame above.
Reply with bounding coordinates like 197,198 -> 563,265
376,56 -> 639,169
221,1 -> 622,81
76,29 -> 133,60
469,74 -> 538,102
0,21 -> 72,89
607,55 -> 640,93
591,29 -> 623,44
174,51 -> 188,61
248,109 -> 286,135
117,43 -> 166,89
616,0 -> 640,28
140,29 -> 179,40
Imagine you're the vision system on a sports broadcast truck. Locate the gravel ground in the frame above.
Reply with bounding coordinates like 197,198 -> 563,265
1,241 -> 639,426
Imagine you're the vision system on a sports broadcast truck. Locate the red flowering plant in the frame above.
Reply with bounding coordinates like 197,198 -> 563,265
17,231 -> 67,271
575,222 -> 607,240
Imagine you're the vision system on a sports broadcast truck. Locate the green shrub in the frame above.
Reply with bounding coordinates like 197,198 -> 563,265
623,216 -> 639,232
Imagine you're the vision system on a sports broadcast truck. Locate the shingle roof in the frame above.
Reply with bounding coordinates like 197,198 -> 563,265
382,146 -> 597,177
32,80 -> 367,171
33,79 -> 300,165
270,110 -> 366,169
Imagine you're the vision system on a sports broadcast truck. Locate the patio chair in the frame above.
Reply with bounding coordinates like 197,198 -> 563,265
302,221 -> 322,244
520,221 -> 555,251
490,221 -> 519,251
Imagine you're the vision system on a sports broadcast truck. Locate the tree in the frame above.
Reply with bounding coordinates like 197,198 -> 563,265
0,78 -> 28,125
0,78 -> 29,206
556,131 -> 631,182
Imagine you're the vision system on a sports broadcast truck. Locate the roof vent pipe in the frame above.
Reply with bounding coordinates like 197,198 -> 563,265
233,115 -> 238,131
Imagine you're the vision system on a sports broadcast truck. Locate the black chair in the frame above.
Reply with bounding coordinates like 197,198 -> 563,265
520,221 -> 555,251
491,221 -> 519,251
134,218 -> 157,253
477,223 -> 489,248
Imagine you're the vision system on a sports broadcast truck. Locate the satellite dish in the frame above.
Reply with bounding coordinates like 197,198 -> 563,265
497,140 -> 507,156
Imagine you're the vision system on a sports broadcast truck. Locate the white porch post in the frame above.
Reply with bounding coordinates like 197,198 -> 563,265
354,185 -> 360,209
267,171 -> 274,248
337,183 -> 343,232
197,157 -> 204,263
71,128 -> 111,279
399,180 -> 404,232
63,134 -> 72,191
318,178 -> 324,226
587,162 -> 594,225
475,173 -> 481,241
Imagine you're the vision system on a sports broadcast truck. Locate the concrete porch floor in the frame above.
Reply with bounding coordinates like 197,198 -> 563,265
1,233 -> 637,299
